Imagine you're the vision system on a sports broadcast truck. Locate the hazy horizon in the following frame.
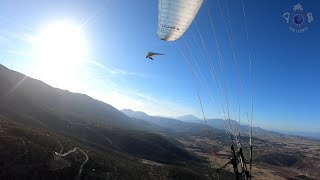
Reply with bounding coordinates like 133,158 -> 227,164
0,0 -> 319,133
1,1 -> 320,179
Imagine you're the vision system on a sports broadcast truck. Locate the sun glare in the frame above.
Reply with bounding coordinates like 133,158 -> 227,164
33,20 -> 87,88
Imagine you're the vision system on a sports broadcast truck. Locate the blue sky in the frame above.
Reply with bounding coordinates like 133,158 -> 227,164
0,0 -> 319,133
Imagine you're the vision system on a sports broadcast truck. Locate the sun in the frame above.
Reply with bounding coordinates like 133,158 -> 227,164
33,20 -> 87,88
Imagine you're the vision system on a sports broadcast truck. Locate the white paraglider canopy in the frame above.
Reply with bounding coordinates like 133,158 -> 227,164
157,0 -> 203,41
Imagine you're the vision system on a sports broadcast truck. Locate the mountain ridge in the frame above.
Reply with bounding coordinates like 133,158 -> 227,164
175,114 -> 202,123
121,108 -> 297,139
0,64 -> 219,179
121,108 -> 226,137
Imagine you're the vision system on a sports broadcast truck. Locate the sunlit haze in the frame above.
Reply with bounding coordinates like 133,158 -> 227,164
0,0 -> 319,134
32,20 -> 87,89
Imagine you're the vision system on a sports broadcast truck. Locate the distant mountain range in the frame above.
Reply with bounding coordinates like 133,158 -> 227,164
122,109 -> 281,138
0,64 -> 222,179
174,116 -> 320,139
0,64 -> 318,179
277,130 -> 320,140
176,115 -> 202,123
121,109 -> 224,137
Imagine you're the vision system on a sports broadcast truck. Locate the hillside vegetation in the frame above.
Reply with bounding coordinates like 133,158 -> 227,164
0,65 -> 228,179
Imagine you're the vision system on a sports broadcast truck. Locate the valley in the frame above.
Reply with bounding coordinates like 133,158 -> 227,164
0,65 -> 319,180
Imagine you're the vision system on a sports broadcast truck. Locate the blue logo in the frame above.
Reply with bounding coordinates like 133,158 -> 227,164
283,3 -> 313,33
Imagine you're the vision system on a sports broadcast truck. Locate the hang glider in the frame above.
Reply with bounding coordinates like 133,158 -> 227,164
145,52 -> 164,60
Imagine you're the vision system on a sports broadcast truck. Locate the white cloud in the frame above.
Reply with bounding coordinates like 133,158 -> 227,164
72,65 -> 200,117
86,83 -> 199,117
0,15 -> 32,32
105,67 -> 152,79
0,27 -> 195,118
0,35 -> 10,43
105,90 -> 199,117
87,59 -> 106,69
86,59 -> 153,79
6,50 -> 31,57
0,30 -> 33,44
0,29 -> 34,57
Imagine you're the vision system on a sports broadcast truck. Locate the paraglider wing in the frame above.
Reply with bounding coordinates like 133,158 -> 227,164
157,0 -> 203,41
